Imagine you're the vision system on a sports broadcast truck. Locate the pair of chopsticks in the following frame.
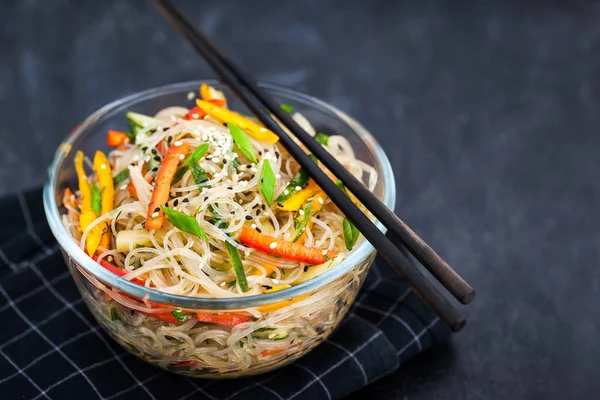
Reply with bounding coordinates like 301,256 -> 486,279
156,0 -> 474,332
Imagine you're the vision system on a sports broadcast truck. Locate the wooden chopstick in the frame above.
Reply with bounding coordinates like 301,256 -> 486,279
156,0 -> 467,331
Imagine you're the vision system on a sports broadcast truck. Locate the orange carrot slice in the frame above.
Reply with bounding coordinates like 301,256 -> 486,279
106,130 -> 130,147
238,226 -> 337,265
196,313 -> 254,326
146,142 -> 190,230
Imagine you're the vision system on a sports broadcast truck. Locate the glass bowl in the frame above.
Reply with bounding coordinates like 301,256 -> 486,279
43,80 -> 396,378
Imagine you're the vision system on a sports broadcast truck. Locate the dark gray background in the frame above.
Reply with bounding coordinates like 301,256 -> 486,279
2,0 -> 599,399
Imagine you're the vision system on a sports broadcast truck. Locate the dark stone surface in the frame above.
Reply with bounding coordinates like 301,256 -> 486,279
2,0 -> 599,398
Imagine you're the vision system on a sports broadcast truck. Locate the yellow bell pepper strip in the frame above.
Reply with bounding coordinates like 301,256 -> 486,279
262,284 -> 291,294
296,191 -> 327,244
146,141 -> 191,230
74,151 -> 103,255
93,151 -> 115,250
195,99 -> 279,144
238,226 -> 337,265
257,293 -> 311,313
277,180 -> 322,211
252,262 -> 276,277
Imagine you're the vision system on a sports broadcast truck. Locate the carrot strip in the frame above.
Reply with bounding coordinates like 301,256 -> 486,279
196,313 -> 254,326
106,130 -> 130,147
256,294 -> 310,313
239,226 -> 337,265
146,142 -> 190,230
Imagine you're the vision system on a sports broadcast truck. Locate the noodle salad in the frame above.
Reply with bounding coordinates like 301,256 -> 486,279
61,84 -> 378,375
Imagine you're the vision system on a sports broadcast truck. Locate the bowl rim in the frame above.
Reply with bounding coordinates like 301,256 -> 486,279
43,80 -> 397,309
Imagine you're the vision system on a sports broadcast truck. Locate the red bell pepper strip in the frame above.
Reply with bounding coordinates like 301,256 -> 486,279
182,105 -> 206,121
196,312 -> 254,326
92,255 -> 146,286
238,226 -> 337,265
146,142 -> 190,230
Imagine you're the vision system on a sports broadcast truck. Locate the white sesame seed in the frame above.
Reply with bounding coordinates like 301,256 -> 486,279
275,174 -> 281,179
220,281 -> 226,287
212,157 -> 220,163
151,212 -> 159,218
272,279 -> 279,284
100,164 -> 107,170
179,154 -> 185,160
298,209 -> 305,216
107,256 -> 113,262
251,224 -> 257,229
283,189 -> 289,195
201,135 -> 208,141
295,186 -> 302,191
191,113 -> 199,119
250,167 -> 258,173
322,250 -> 328,255
144,156 -> 151,163
260,128 -> 267,132
268,333 -> 276,339
244,251 -> 250,257
269,242 -> 277,249
173,140 -> 183,147
120,184 -> 128,190
318,197 -> 324,204
214,173 -> 221,178
187,91 -> 195,100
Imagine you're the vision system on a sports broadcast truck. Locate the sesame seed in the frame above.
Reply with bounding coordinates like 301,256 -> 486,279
246,165 -> 252,169
318,197 -> 324,205
275,151 -> 280,159
304,266 -> 308,272
272,278 -> 279,283
174,199 -> 179,206
153,156 -> 161,161
283,190 -> 289,195
120,184 -> 127,190
275,174 -> 281,179
144,156 -> 151,163
245,215 -> 253,220
251,224 -> 257,229
154,207 -> 160,213
182,198 -> 189,203
256,210 -> 261,216
167,136 -> 173,142
269,242 -> 277,249
255,227 -> 262,233
173,140 -> 183,147
141,146 -> 148,151
321,250 -> 328,255
213,157 -> 220,163
295,186 -> 302,191
298,209 -> 305,216
277,202 -> 284,207
258,151 -> 262,156
230,211 -> 235,215
261,204 -> 266,210
151,149 -> 157,155
223,159 -> 227,164
152,167 -> 158,172
100,164 -> 107,169
179,154 -> 185,160
151,212 -> 159,218
204,196 -> 208,201
220,282 -> 226,287
251,167 -> 258,173
191,113 -> 199,119
260,127 -> 267,132
250,174 -> 255,179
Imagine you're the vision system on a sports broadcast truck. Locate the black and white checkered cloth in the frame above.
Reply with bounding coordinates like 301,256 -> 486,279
0,188 -> 450,400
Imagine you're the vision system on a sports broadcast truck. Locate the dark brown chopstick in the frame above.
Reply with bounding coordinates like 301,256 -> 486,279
156,0 -> 467,331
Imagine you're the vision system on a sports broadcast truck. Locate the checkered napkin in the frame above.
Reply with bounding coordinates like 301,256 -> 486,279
0,188 -> 450,400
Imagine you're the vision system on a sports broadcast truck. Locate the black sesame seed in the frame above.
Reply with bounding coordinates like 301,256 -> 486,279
222,122 -> 228,127
167,135 -> 173,142
261,204 -> 266,210
151,148 -> 158,155
252,204 -> 259,209
154,207 -> 160,213
227,186 -> 233,190
258,151 -> 262,156
223,159 -> 227,164
174,199 -> 179,206
256,210 -> 261,216
230,211 -> 235,215
163,127 -> 169,132
317,215 -> 321,219
245,215 -> 252,220
275,151 -> 280,159
141,146 -> 148,152
255,227 -> 262,233
260,179 -> 264,183
204,196 -> 208,201
262,285 -> 272,290
152,167 -> 159,172
277,202 -> 284,207
200,179 -> 209,183
246,165 -> 252,169
182,198 -> 189,203
153,156 -> 161,161
250,174 -> 255,179
304,266 -> 309,272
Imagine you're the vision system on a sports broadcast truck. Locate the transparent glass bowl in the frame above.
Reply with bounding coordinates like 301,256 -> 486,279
43,81 -> 396,378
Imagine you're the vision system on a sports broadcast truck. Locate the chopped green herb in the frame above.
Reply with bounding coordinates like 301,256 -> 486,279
293,200 -> 313,242
231,157 -> 240,169
113,169 -> 130,186
171,309 -> 189,323
91,184 -> 102,216
108,307 -> 119,321
173,143 -> 210,186
280,103 -> 294,113
259,160 -> 276,205
228,123 -> 257,163
161,206 -> 208,240
227,280 -> 237,288
239,341 -> 244,348
268,272 -> 276,279
335,179 -> 349,196
275,169 -> 310,203
225,241 -> 249,292
315,133 -> 329,145
342,217 -> 360,250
